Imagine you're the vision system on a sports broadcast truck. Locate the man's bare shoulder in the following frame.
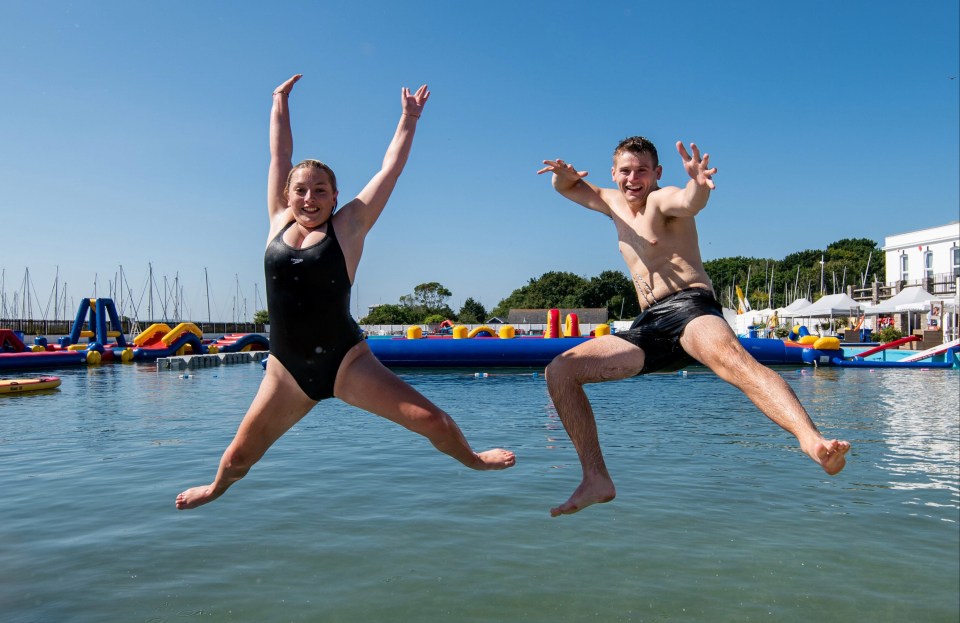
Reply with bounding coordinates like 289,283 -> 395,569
647,185 -> 683,204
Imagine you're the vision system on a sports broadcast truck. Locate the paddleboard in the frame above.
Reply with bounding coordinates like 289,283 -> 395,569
0,376 -> 62,394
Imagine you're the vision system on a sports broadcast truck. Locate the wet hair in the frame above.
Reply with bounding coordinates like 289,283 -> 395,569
613,136 -> 659,168
285,159 -> 338,195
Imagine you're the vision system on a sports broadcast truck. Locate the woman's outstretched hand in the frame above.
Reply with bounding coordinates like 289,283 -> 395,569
401,85 -> 430,118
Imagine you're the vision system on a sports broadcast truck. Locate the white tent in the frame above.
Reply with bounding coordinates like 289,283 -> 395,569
780,297 -> 812,317
893,296 -> 956,313
796,293 -> 863,317
863,286 -> 937,315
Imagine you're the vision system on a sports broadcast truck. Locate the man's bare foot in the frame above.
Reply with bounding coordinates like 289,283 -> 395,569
175,485 -> 222,510
473,449 -> 516,470
550,476 -> 616,517
803,438 -> 851,475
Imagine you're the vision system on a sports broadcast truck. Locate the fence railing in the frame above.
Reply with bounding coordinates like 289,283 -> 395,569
847,274 -> 958,304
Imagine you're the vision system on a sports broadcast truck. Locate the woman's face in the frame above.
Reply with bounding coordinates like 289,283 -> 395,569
286,167 -> 338,228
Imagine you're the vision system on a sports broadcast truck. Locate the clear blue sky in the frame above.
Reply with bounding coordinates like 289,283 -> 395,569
2,1 -> 957,322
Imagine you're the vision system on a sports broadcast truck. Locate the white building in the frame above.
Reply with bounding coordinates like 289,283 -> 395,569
883,221 -> 960,294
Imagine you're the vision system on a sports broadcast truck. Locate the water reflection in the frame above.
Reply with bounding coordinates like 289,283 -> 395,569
873,371 -> 959,506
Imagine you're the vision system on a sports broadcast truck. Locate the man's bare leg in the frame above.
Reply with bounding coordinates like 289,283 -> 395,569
334,343 -> 516,470
544,336 -> 646,516
176,361 -> 316,509
681,315 -> 850,474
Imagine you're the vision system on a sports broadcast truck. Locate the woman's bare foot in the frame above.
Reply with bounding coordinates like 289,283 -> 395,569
803,438 -> 851,475
472,449 -> 516,470
551,475 -> 616,517
175,485 -> 222,510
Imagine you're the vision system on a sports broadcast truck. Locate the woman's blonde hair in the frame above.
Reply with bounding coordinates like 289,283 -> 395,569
284,159 -> 338,194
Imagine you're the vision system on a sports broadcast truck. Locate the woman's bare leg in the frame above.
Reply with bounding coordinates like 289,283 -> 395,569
544,336 -> 646,517
334,343 -> 515,470
176,359 -> 317,509
680,315 -> 850,474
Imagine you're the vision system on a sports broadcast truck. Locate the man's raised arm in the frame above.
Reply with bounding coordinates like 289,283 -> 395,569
538,158 -> 611,216
654,142 -> 717,218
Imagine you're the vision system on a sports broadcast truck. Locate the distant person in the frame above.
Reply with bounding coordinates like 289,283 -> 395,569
537,137 -> 849,517
177,75 -> 514,510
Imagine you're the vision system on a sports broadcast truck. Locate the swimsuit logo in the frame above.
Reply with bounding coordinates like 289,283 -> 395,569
291,258 -> 304,265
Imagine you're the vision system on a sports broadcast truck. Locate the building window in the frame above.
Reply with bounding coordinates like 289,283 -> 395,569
953,247 -> 960,278
924,250 -> 934,279
900,254 -> 909,282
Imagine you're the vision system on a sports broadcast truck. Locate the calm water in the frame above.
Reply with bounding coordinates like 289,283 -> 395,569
1,361 -> 958,623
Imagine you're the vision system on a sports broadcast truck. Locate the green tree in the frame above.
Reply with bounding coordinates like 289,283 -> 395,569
253,309 -> 270,324
458,297 -> 486,323
399,282 -> 455,321
492,271 -> 588,316
704,238 -> 880,310
580,270 -> 639,319
360,304 -> 417,325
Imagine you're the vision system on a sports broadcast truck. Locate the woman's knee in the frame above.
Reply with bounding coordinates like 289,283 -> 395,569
222,442 -> 261,475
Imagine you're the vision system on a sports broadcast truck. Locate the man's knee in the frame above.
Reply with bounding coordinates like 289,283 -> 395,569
545,352 -> 580,389
408,407 -> 452,440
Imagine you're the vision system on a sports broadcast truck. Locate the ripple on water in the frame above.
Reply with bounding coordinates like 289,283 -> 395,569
0,363 -> 957,622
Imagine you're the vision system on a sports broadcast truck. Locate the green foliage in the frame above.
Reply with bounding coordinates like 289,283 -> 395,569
398,282 -> 455,322
704,238 -> 883,310
579,270 -> 640,320
492,271 -> 589,316
491,270 -> 637,319
774,324 -> 790,338
360,304 -> 418,325
876,326 -> 903,343
423,314 -> 448,324
253,309 -> 270,325
458,297 -> 486,324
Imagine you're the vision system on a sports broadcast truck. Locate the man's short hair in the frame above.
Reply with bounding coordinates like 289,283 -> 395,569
613,136 -> 659,168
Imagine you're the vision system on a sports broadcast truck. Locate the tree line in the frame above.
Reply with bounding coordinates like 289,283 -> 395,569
705,237 -> 883,311
253,237 -> 883,325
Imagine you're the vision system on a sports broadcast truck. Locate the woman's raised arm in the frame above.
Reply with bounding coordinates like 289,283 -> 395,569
267,74 -> 301,219
345,84 -> 430,233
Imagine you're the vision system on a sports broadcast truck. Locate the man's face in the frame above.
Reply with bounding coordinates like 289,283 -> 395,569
612,151 -> 662,204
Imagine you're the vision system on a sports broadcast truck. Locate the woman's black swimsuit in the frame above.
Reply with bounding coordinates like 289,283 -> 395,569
613,288 -> 723,374
264,220 -> 364,400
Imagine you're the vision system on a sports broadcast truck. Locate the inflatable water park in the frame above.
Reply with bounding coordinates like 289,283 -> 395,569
364,309 -> 960,370
0,297 -> 268,372
3,301 -> 958,374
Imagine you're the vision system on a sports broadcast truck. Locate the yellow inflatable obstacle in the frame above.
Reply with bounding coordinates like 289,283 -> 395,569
813,337 -> 841,350
161,323 -> 203,346
467,326 -> 498,338
133,323 -> 173,346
